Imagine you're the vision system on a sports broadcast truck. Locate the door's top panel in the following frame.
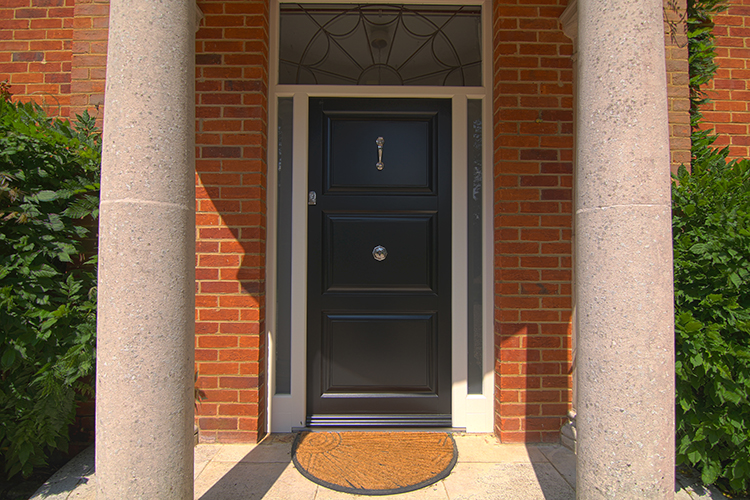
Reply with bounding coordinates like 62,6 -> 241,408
325,114 -> 435,194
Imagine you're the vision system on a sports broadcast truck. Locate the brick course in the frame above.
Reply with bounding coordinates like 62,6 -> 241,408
69,0 -> 107,122
665,0 -> 691,171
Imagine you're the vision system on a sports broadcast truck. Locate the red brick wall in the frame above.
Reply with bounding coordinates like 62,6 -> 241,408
491,0 -> 691,443
0,0 -> 74,116
0,0 -> 272,444
700,0 -> 750,159
0,0 -> 107,121
492,0 -> 575,443
1,0 -> 690,446
193,0 -> 269,444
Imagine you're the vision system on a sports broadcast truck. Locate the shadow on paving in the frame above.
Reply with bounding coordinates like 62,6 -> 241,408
531,446 -> 576,500
196,435 -> 293,500
29,446 -> 95,500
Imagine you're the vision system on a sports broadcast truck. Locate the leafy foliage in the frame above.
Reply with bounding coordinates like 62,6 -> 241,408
687,0 -> 728,161
688,0 -> 726,97
674,0 -> 750,493
0,97 -> 100,478
673,158 -> 750,492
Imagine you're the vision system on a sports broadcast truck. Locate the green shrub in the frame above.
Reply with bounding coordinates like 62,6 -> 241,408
674,0 -> 750,492
0,95 -> 100,478
673,156 -> 750,492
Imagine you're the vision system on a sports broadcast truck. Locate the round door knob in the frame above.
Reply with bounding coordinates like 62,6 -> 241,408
372,245 -> 387,261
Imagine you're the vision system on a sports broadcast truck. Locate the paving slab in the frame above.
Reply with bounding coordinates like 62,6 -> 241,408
676,481 -> 731,500
260,462 -> 320,500
210,436 -> 294,464
538,444 -> 576,490
443,462 -> 575,500
453,434 -> 547,464
195,444 -> 224,480
195,462 -> 302,500
195,443 -> 223,463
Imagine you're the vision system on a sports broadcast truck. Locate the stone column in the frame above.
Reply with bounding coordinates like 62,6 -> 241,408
96,1 -> 196,498
575,0 -> 675,498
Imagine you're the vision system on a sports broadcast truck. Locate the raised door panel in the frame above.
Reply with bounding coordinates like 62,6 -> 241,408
323,213 -> 437,293
322,313 -> 437,393
323,113 -> 438,195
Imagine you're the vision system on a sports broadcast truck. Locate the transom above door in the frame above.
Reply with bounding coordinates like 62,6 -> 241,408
278,4 -> 483,86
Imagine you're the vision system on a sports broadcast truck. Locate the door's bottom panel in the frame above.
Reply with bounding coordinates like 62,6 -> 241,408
321,313 -> 437,394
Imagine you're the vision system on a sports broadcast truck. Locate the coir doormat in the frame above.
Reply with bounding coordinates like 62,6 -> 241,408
291,431 -> 457,496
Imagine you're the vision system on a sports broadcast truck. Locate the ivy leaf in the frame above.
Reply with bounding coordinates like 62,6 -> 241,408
16,441 -> 32,467
691,353 -> 704,367
687,448 -> 703,465
684,320 -> 703,332
729,272 -> 741,288
702,461 -> 721,485
34,190 -> 56,202
690,243 -> 709,255
1,349 -> 15,369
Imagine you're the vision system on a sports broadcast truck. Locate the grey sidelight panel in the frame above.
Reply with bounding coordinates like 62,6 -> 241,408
467,99 -> 483,394
275,97 -> 293,395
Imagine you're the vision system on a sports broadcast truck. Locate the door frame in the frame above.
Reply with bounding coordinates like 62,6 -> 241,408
266,0 -> 494,432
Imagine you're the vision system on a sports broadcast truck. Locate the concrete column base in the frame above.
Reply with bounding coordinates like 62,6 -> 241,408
560,411 -> 577,453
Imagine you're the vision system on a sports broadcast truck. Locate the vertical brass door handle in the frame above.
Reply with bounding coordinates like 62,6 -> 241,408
376,137 -> 384,170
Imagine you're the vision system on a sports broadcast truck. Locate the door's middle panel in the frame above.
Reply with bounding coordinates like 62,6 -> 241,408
322,213 -> 437,293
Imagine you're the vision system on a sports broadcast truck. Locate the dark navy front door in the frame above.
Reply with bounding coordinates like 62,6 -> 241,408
306,98 -> 452,427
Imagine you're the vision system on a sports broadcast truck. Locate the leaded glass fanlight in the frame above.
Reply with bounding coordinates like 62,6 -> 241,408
279,4 -> 482,86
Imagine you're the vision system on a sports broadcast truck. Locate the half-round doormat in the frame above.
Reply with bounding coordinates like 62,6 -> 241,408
292,431 -> 457,496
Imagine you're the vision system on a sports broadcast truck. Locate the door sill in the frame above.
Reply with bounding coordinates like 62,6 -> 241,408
305,414 -> 452,427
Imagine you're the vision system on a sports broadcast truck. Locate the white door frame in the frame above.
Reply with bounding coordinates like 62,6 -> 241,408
266,0 -> 494,432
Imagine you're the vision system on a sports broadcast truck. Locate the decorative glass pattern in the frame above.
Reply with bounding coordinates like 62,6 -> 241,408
279,4 -> 482,86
